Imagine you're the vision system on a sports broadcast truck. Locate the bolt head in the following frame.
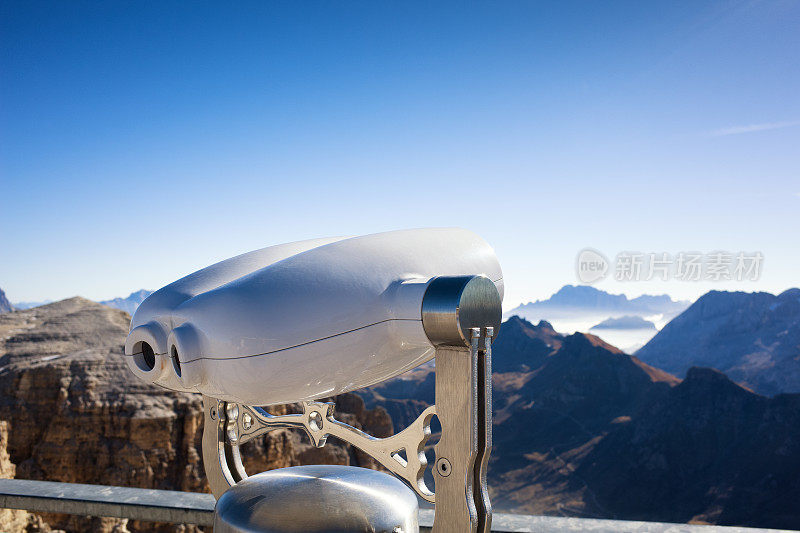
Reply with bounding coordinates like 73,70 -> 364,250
436,457 -> 452,477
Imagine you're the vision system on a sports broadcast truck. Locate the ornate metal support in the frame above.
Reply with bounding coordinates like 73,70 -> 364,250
203,394 -> 436,502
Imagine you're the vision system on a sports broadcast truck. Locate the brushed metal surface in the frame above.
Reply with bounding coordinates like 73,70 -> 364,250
422,276 -> 502,348
203,396 -> 247,499
475,327 -> 494,533
0,478 -> 217,526
213,465 -> 419,533
429,328 -> 494,533
432,344 -> 479,532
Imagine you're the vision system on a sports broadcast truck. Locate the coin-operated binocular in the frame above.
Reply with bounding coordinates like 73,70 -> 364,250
125,228 -> 502,533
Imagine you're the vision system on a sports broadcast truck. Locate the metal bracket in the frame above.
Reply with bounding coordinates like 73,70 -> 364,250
432,327 -> 493,533
202,326 -> 493,533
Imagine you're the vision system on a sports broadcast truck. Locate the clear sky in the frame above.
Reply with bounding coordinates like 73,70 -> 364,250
1,1 -> 798,309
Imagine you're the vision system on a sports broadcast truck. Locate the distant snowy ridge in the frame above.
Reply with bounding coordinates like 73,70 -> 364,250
98,289 -> 152,315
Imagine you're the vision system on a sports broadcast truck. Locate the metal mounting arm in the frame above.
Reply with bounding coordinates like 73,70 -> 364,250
432,327 -> 493,533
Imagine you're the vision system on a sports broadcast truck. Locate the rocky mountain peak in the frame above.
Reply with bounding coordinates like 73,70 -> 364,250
99,289 -> 153,315
492,315 -> 563,373
0,288 -> 13,314
548,284 -> 627,307
503,315 -> 559,338
679,366 -> 754,397
561,330 -> 624,355
779,287 -> 800,300
636,288 -> 800,396
684,365 -> 732,383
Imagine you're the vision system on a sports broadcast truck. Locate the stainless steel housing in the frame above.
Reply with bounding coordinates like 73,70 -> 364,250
421,275 -> 502,347
213,465 -> 419,533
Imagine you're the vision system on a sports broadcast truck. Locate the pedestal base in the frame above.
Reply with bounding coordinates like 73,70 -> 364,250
213,465 -> 419,533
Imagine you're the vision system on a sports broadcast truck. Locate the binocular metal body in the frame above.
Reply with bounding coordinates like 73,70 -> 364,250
125,228 -> 502,406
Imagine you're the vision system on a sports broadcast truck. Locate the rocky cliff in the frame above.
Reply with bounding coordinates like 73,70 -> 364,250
576,367 -> 800,528
0,288 -> 14,314
0,298 -> 393,532
636,288 -> 800,395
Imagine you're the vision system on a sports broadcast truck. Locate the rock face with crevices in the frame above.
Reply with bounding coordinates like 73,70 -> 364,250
636,289 -> 800,395
0,288 -> 14,314
0,298 -> 393,532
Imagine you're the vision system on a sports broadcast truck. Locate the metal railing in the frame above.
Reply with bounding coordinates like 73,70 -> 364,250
0,479 -> 794,533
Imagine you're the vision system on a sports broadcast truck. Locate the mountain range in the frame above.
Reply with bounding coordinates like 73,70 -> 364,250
361,315 -> 800,528
9,300 -> 51,310
590,315 -> 656,330
636,288 -> 800,396
10,289 -> 153,315
509,284 -> 690,319
506,285 -> 691,353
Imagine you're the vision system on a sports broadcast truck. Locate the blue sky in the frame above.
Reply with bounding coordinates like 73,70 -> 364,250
1,1 -> 798,309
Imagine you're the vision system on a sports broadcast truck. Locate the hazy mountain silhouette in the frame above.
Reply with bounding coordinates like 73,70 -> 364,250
590,315 -> 657,330
98,289 -> 152,315
506,285 -> 691,353
11,300 -> 52,310
508,285 -> 690,320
